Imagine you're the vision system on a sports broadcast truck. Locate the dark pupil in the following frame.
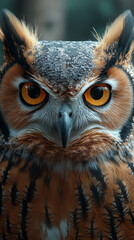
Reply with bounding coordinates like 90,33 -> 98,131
28,85 -> 40,99
90,86 -> 103,100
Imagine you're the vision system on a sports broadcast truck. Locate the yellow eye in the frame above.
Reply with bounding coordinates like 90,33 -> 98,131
21,83 -> 47,105
84,83 -> 111,107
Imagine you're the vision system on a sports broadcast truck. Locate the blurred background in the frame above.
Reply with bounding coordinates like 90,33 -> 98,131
0,0 -> 134,63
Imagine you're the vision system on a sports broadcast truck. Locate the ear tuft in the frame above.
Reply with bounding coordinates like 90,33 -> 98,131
94,10 -> 134,73
104,10 -> 134,56
118,10 -> 134,56
0,9 -> 38,60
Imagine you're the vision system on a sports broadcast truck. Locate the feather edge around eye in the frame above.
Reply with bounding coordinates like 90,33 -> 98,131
83,83 -> 111,107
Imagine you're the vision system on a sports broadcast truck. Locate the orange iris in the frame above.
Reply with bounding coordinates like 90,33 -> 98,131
84,83 -> 111,107
21,83 -> 46,105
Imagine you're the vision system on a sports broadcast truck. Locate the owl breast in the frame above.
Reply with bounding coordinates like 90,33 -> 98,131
0,143 -> 134,240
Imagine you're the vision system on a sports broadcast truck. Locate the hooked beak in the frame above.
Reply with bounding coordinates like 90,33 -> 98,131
57,104 -> 72,148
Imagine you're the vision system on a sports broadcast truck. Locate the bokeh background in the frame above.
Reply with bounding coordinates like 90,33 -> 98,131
0,0 -> 134,63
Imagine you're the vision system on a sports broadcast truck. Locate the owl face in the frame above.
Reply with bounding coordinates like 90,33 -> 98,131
0,10 -> 134,161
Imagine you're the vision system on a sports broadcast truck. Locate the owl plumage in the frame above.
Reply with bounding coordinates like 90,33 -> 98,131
0,9 -> 134,240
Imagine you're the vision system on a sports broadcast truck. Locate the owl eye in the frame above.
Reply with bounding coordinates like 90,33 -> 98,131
84,83 -> 111,107
21,83 -> 47,105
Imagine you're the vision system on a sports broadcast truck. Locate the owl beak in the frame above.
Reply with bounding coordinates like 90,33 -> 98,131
58,105 -> 72,148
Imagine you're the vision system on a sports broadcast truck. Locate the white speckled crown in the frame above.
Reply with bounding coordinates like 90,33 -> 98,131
33,41 -> 97,93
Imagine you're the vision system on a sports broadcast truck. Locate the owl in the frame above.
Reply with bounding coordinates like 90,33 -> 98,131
0,8 -> 134,240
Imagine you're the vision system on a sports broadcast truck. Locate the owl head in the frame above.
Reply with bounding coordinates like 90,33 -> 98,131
0,10 -> 134,163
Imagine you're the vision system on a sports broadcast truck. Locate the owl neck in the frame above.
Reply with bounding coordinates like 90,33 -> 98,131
2,131 -> 132,172
0,134 -> 133,180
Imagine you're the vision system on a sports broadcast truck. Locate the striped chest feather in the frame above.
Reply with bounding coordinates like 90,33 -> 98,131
1,144 -> 134,240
